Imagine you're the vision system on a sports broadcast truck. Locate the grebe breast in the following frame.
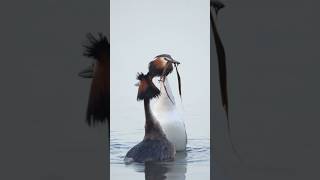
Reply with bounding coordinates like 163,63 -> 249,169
153,79 -> 187,151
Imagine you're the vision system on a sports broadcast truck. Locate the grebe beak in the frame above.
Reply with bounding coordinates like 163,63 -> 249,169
134,82 -> 140,87
168,59 -> 180,65
78,64 -> 94,78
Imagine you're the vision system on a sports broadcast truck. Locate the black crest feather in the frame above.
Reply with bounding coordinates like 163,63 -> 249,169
83,33 -> 109,60
136,72 -> 146,81
136,73 -> 160,101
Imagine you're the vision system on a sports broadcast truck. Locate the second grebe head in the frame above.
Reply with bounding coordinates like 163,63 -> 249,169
136,73 -> 160,101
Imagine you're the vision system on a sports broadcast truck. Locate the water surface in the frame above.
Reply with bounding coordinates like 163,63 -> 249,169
110,130 -> 210,180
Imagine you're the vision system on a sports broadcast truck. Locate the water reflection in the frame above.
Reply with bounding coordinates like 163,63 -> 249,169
127,152 -> 187,180
145,162 -> 171,180
111,130 -> 209,179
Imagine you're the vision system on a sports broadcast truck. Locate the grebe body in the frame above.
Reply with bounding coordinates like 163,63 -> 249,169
125,73 -> 175,163
153,78 -> 187,151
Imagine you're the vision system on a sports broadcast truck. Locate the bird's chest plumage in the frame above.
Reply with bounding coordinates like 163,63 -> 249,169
153,100 -> 187,151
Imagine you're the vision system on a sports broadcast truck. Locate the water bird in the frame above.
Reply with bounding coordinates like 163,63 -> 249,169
78,33 -> 110,126
148,54 -> 187,151
125,73 -> 175,163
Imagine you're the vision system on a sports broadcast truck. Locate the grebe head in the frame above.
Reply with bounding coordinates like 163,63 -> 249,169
78,33 -> 109,78
148,54 -> 182,100
148,54 -> 180,78
136,73 -> 160,101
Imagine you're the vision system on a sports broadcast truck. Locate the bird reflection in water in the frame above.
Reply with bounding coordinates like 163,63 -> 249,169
127,152 -> 187,180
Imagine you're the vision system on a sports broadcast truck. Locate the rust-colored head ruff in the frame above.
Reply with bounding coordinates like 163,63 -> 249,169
148,54 -> 174,78
148,54 -> 182,100
136,73 -> 160,101
82,33 -> 110,126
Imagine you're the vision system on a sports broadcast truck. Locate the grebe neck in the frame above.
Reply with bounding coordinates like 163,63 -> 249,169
143,99 -> 165,139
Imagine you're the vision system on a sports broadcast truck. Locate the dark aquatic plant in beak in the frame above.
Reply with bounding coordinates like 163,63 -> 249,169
210,1 -> 229,119
174,63 -> 182,99
210,2 -> 243,162
160,62 -> 175,104
160,61 -> 182,103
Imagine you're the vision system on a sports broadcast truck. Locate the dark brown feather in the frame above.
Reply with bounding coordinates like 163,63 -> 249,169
137,73 -> 160,101
82,33 -> 110,126
86,60 -> 109,126
210,8 -> 229,119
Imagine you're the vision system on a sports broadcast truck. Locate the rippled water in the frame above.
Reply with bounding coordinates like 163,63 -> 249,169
110,130 -> 210,180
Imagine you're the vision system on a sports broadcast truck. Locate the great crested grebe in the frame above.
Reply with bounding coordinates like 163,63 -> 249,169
148,54 -> 187,151
125,73 -> 175,163
78,33 -> 110,126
